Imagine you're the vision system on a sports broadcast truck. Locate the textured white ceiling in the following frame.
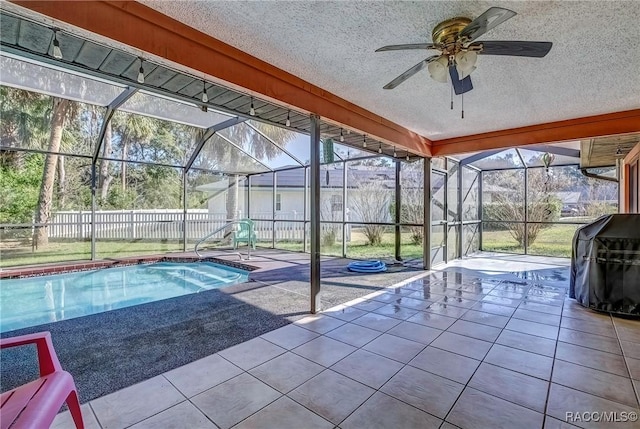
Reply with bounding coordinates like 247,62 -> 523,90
142,1 -> 639,141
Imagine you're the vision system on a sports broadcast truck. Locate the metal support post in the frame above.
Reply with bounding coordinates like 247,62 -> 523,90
458,164 -> 463,258
90,164 -> 97,260
395,160 -> 402,261
182,169 -> 187,252
310,115 -> 321,313
272,172 -> 277,249
247,175 -> 252,220
303,167 -> 308,253
342,161 -> 348,258
524,168 -> 529,254
423,158 -> 432,270
444,165 -> 449,264
478,171 -> 483,250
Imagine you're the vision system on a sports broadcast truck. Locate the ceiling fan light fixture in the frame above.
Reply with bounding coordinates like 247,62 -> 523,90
428,56 -> 449,83
455,51 -> 478,77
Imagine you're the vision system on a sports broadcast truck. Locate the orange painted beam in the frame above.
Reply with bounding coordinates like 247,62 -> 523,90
432,109 -> 640,156
621,143 -> 640,213
11,0 -> 432,156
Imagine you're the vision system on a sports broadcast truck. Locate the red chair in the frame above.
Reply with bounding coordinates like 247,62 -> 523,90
0,331 -> 84,429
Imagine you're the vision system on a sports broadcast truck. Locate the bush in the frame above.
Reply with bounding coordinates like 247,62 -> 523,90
389,201 -> 423,245
362,224 -> 385,246
322,226 -> 337,247
482,198 -> 562,246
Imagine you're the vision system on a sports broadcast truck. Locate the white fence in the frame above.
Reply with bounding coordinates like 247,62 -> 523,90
49,210 -> 307,242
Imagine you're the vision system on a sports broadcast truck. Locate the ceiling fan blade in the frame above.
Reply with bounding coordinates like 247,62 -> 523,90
449,66 -> 473,95
474,41 -> 553,57
376,43 -> 438,52
383,55 -> 440,89
459,7 -> 517,42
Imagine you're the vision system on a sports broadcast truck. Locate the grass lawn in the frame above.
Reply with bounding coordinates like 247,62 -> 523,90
482,223 -> 578,258
1,225 -> 575,268
0,240 -> 184,268
275,230 -> 423,260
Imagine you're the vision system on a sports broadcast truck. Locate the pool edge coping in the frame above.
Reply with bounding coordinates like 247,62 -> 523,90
0,256 -> 259,279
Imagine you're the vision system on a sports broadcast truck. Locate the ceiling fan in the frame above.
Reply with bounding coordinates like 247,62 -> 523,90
376,7 -> 552,95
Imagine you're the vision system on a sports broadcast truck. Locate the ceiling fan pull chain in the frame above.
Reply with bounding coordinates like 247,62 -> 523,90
450,82 -> 454,110
461,90 -> 464,119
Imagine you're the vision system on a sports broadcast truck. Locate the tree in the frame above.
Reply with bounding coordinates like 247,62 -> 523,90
113,113 -> 155,192
194,121 -> 295,238
397,161 -> 424,245
484,167 -> 561,247
0,152 -> 43,239
0,87 -> 49,168
33,97 -> 74,247
349,169 -> 393,246
319,161 -> 342,247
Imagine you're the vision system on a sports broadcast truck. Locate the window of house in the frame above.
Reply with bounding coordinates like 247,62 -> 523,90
276,193 -> 281,211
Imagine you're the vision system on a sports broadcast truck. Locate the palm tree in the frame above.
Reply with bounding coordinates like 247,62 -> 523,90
197,121 -> 295,224
0,87 -> 49,168
110,111 -> 157,192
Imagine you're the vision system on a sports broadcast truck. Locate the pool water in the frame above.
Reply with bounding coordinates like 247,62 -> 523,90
0,262 -> 249,333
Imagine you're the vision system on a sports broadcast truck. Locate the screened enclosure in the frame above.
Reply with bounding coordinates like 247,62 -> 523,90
0,10 -> 619,269
0,50 -> 436,267
454,146 -> 619,258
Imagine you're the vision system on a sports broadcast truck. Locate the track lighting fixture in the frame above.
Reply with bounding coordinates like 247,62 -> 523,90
286,111 -> 291,127
202,80 -> 208,103
137,58 -> 145,84
52,30 -> 62,59
250,98 -> 255,116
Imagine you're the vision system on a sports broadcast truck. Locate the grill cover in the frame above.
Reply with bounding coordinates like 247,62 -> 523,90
570,214 -> 640,315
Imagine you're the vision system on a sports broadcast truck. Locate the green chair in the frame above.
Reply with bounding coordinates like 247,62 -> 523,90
233,219 -> 256,249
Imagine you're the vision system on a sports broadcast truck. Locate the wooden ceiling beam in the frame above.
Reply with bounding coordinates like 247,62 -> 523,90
432,109 -> 640,157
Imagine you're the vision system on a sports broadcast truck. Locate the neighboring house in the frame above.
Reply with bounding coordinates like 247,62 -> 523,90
555,191 -> 582,214
479,184 -> 516,203
196,167 -> 397,222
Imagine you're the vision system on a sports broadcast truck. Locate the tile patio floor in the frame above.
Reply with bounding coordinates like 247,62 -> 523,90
52,255 -> 640,429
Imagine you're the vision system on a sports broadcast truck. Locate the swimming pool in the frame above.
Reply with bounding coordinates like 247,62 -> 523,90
0,262 -> 249,333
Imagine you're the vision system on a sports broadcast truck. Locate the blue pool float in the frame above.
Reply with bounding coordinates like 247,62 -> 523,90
347,260 -> 387,273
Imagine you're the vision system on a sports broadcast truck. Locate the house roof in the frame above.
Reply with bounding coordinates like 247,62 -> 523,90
248,168 -> 397,190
